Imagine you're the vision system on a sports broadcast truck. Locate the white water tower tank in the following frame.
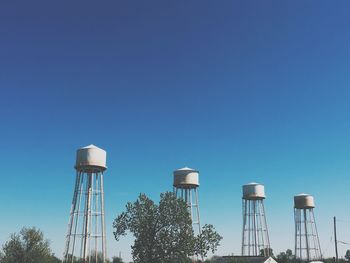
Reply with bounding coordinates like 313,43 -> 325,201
173,167 -> 199,188
75,144 -> 107,171
243,182 -> 266,200
294,194 -> 315,209
63,144 -> 108,263
294,193 -> 321,261
241,182 -> 270,256
173,166 -> 201,237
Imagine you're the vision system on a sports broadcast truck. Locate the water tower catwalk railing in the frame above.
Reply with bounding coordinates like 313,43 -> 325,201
63,145 -> 107,263
241,183 -> 271,257
294,194 -> 322,262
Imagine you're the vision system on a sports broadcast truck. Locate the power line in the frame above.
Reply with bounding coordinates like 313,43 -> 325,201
335,218 -> 350,223
338,241 -> 350,246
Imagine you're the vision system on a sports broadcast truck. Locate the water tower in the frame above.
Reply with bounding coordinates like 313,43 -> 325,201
294,194 -> 322,262
242,182 -> 271,257
63,145 -> 107,263
173,167 -> 201,235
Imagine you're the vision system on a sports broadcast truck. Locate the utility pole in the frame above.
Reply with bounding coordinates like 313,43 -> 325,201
334,216 -> 339,263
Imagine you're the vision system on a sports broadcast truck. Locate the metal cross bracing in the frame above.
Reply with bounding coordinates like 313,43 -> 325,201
174,187 -> 201,235
294,208 -> 322,262
63,169 -> 107,263
174,186 -> 202,262
242,199 -> 271,257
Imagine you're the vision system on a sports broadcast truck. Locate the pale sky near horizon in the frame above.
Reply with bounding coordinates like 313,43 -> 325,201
1,1 -> 350,262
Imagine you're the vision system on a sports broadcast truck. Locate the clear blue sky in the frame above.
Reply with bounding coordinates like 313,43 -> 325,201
1,1 -> 350,261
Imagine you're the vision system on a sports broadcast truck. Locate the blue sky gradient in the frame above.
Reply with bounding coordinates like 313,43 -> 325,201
1,1 -> 350,261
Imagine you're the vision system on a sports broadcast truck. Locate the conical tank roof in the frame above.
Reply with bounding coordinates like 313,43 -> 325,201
173,166 -> 199,188
174,166 -> 197,172
81,144 -> 100,149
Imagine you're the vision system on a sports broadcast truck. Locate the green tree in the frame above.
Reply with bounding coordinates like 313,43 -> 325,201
0,227 -> 59,263
48,255 -> 61,263
345,250 -> 350,262
204,255 -> 222,263
285,249 -> 293,259
260,248 -> 274,257
112,256 -> 124,263
113,192 -> 222,263
64,252 -> 110,263
195,225 -> 223,259
276,249 -> 296,263
64,254 -> 83,263
276,251 -> 287,263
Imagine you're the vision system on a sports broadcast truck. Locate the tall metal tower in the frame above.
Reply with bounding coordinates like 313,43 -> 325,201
294,194 -> 322,262
63,145 -> 107,263
242,182 -> 271,257
173,167 -> 201,235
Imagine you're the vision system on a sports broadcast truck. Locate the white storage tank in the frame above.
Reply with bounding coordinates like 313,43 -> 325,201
243,182 -> 266,200
294,194 -> 315,209
173,167 -> 199,188
75,144 -> 107,171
